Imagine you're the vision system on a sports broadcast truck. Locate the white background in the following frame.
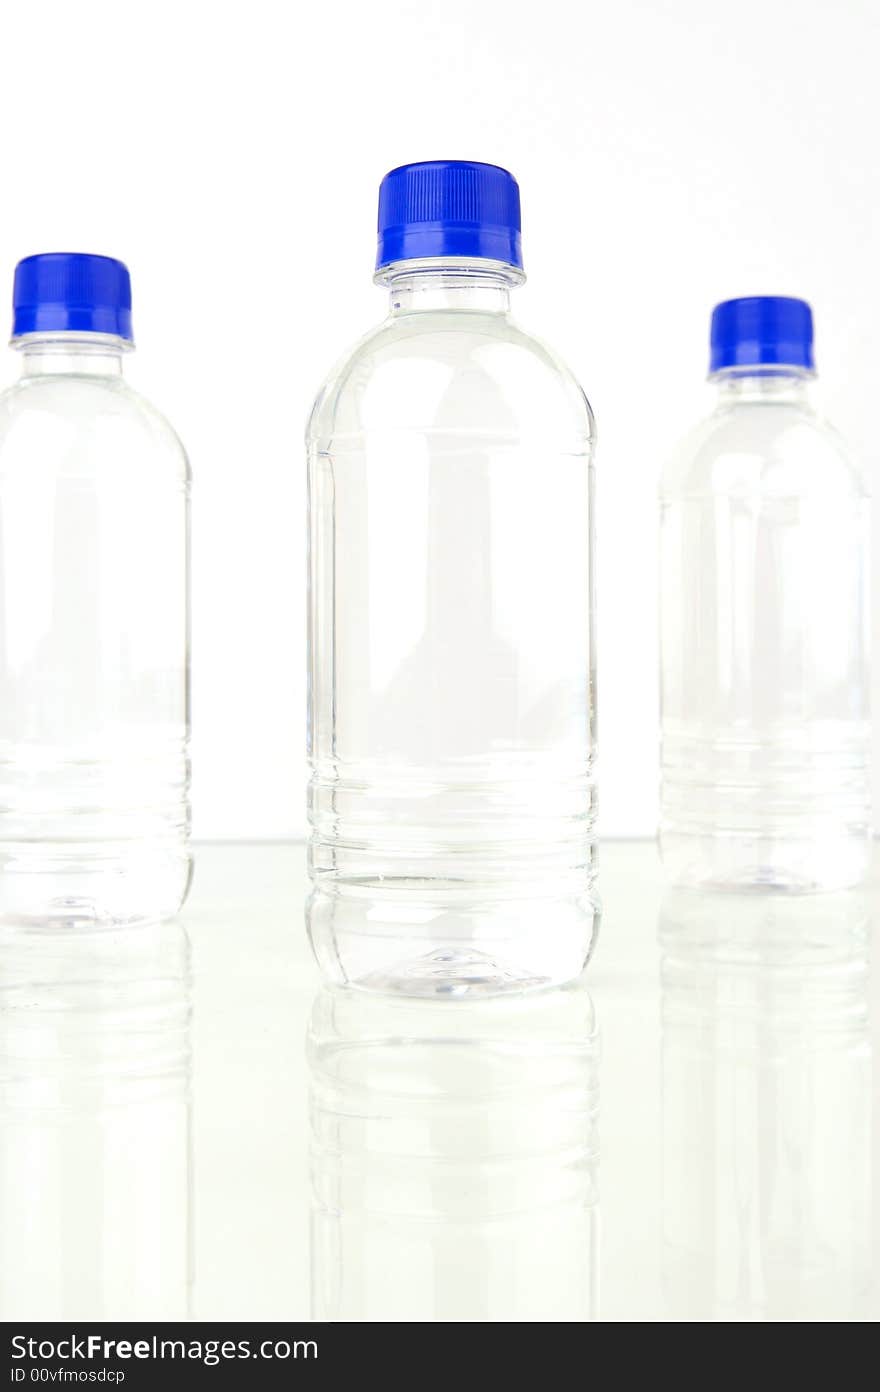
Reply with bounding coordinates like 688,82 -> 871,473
1,0 -> 877,839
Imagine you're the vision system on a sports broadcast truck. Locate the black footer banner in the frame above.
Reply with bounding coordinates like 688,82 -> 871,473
5,1325 -> 322,1387
4,1321 -> 549,1385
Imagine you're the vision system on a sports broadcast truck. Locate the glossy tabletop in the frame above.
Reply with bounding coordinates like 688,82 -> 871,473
2,842 -> 877,1323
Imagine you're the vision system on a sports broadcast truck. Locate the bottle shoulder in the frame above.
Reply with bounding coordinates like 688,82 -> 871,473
0,373 -> 190,481
307,312 -> 595,450
660,402 -> 867,499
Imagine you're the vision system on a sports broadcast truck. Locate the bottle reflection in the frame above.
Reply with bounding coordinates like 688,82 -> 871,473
660,889 -> 872,1321
308,980 -> 599,1321
0,921 -> 192,1319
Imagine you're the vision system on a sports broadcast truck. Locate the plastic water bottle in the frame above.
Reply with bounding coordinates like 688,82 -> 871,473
307,161 -> 597,994
660,297 -> 871,890
0,254 -> 191,926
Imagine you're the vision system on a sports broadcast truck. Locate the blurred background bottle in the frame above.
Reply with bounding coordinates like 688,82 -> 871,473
660,297 -> 870,889
0,254 -> 191,926
0,920 -> 192,1319
659,889 -> 872,1321
308,979 -> 599,1321
307,162 -> 597,995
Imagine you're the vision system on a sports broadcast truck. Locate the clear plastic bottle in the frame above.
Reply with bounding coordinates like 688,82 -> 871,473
0,254 -> 191,927
660,297 -> 870,890
307,162 -> 597,994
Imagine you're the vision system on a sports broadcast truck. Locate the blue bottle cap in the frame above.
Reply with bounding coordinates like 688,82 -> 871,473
12,253 -> 133,342
376,161 -> 523,273
709,296 -> 814,374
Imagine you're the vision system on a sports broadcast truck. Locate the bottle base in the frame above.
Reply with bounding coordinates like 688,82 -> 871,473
658,828 -> 871,893
0,843 -> 193,929
306,880 -> 600,998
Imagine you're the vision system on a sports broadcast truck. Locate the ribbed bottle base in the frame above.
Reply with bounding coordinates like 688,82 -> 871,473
307,766 -> 598,993
660,736 -> 871,891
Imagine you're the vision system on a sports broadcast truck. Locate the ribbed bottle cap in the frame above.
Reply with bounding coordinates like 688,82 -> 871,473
12,253 -> 133,342
376,161 -> 523,272
710,296 -> 814,373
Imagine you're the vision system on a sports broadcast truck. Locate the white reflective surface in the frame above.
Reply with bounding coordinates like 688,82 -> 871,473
1,841 -> 877,1322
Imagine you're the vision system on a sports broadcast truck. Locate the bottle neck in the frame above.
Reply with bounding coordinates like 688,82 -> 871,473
713,366 -> 814,406
15,332 -> 128,378
380,259 -> 520,317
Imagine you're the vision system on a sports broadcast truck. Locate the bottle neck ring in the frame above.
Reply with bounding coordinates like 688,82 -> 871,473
378,258 -> 521,316
14,332 -> 128,378
711,365 -> 814,404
